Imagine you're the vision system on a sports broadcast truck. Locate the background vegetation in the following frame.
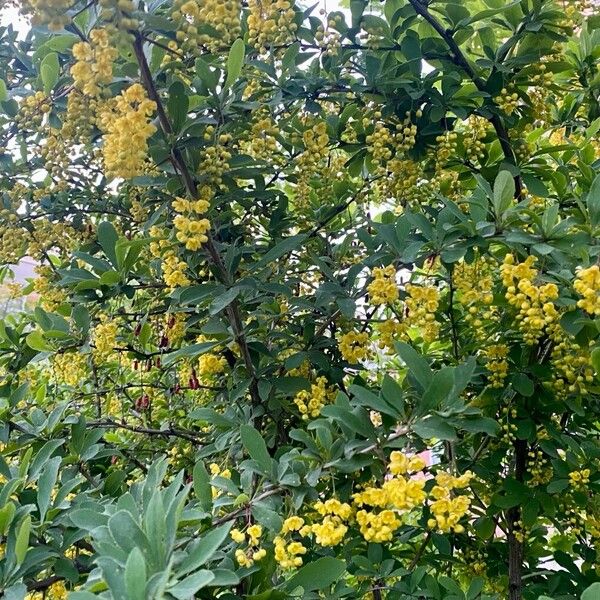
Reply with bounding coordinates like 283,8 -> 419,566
0,0 -> 599,598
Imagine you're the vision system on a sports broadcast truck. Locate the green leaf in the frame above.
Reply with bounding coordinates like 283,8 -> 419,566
240,425 -> 274,475
40,52 -> 59,94
582,583 -> 600,600
192,461 -> 212,512
37,456 -> 61,523
15,515 -> 31,565
0,502 -> 16,535
587,173 -> 600,228
26,330 -> 52,352
493,170 -> 515,217
395,342 -> 432,391
413,416 -> 456,441
163,341 -> 220,366
224,38 -> 245,90
168,570 -> 215,599
419,367 -> 455,413
0,79 -> 7,102
97,221 -> 120,267
209,287 -> 240,316
285,557 -> 346,592
125,547 -> 147,600
511,373 -> 534,397
178,523 -> 232,575
252,234 -> 308,270
439,575 -> 465,598
349,384 -> 401,418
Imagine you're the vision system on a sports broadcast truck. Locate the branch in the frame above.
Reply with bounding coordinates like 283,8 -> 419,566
407,0 -> 522,199
90,418 -> 205,443
132,34 -> 261,407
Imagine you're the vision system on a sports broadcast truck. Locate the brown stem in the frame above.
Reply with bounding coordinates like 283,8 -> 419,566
132,34 -> 261,406
508,438 -> 527,600
408,531 -> 432,571
407,0 -> 522,199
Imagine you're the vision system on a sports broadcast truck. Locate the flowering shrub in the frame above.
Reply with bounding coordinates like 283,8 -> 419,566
0,0 -> 599,599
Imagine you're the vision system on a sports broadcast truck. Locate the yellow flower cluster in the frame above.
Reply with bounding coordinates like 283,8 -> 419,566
310,499 -> 353,546
292,120 -> 330,209
352,453 -> 427,542
52,352 -> 88,386
339,330 -> 371,364
92,315 -> 118,362
453,257 -> 495,334
26,580 -> 68,600
71,29 -> 118,97
172,0 -> 241,53
301,121 -> 329,167
16,91 -> 50,133
99,83 -> 157,179
501,254 -> 559,344
245,111 -> 280,161
427,471 -> 473,533
527,448 -> 552,487
20,0 -> 71,30
404,284 -> 440,343
462,115 -> 487,162
365,111 -> 418,173
366,121 -> 394,167
569,469 -> 590,490
484,343 -> 509,388
172,196 -> 211,251
495,87 -> 519,115
149,226 -> 191,289
377,318 -> 406,352
209,462 -> 231,498
162,254 -> 190,288
434,131 -> 458,167
367,265 -> 398,305
574,265 -> 600,316
165,312 -> 187,344
198,353 -> 227,379
232,524 -> 267,567
550,337 -> 594,397
247,0 -> 297,54
33,265 -> 66,311
293,375 -> 336,420
199,134 -> 233,188
274,516 -> 308,568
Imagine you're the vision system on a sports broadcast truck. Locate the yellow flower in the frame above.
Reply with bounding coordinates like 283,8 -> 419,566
368,265 -> 398,305
338,330 -> 371,363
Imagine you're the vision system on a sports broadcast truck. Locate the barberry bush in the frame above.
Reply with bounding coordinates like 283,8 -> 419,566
0,0 -> 599,598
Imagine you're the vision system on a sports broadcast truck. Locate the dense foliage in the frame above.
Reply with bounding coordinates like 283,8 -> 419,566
0,0 -> 600,598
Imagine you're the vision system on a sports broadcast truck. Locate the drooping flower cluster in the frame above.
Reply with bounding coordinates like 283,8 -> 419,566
293,375 -> 336,420
404,283 -> 440,342
247,0 -> 297,54
367,265 -> 398,305
98,83 -> 157,179
574,265 -> 600,316
338,329 -> 371,364
71,29 -> 118,97
92,315 -> 118,362
501,254 -> 559,344
231,524 -> 267,567
274,516 -> 308,568
172,195 -> 211,251
484,343 -> 509,388
427,471 -> 474,533
352,452 -> 427,542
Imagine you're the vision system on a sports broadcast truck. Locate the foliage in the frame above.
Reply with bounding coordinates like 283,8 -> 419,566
0,0 -> 599,598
